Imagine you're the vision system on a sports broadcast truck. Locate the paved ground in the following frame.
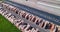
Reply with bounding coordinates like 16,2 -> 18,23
4,0 -> 60,26
9,0 -> 60,16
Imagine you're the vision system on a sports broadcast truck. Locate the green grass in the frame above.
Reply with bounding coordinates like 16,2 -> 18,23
0,14 -> 21,32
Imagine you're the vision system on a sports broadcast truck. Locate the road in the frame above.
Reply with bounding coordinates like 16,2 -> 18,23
9,0 -> 60,17
4,0 -> 60,25
4,0 -> 60,26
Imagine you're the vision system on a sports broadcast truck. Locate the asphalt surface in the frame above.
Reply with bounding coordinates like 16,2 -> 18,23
5,1 -> 60,25
4,0 -> 60,25
4,0 -> 60,26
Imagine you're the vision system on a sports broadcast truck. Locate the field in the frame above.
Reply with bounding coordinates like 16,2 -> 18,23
0,14 -> 21,32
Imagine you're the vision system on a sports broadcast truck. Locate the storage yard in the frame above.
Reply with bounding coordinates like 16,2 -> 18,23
0,0 -> 60,32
